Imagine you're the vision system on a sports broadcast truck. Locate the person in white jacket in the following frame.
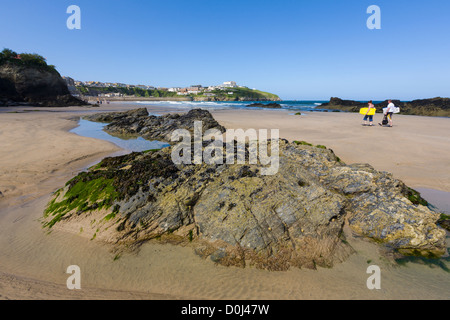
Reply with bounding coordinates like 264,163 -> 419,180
385,100 -> 395,127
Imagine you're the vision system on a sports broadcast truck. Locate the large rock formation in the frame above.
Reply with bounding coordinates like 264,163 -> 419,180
0,61 -> 86,107
318,97 -> 450,117
42,109 -> 447,270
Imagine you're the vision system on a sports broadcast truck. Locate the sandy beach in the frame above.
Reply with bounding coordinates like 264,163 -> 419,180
0,104 -> 449,300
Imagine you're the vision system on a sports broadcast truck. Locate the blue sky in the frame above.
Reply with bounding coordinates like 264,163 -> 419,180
1,0 -> 449,100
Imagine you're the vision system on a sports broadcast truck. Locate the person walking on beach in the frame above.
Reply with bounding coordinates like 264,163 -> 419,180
381,100 -> 395,127
363,100 -> 375,126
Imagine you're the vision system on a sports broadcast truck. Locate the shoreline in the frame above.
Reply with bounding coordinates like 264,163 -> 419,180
0,104 -> 449,300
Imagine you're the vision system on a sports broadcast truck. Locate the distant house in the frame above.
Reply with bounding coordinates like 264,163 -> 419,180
99,92 -> 123,98
177,88 -> 189,95
204,93 -> 216,97
223,81 -> 237,88
187,87 -> 201,94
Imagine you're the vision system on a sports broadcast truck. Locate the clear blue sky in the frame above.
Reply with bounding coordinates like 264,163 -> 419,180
1,0 -> 450,100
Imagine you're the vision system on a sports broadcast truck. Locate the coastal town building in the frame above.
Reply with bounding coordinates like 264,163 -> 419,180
187,87 -> 202,94
223,81 -> 237,88
177,88 -> 189,95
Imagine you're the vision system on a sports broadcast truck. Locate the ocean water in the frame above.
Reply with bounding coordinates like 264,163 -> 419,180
70,118 -> 170,152
132,100 -> 329,112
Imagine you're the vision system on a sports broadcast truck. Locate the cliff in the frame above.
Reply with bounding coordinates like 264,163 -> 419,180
0,50 -> 86,107
319,97 -> 450,117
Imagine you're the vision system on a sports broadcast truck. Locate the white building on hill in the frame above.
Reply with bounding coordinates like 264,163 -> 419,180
223,81 -> 237,88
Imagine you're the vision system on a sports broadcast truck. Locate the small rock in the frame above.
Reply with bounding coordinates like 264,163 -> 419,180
210,249 -> 227,263
438,219 -> 450,231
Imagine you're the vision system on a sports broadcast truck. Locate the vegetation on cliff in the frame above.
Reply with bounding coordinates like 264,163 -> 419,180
0,48 -> 58,74
194,87 -> 280,101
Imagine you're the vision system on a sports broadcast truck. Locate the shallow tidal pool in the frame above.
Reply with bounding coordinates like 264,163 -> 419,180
70,118 -> 170,153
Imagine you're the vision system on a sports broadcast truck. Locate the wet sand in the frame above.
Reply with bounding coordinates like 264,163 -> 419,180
0,104 -> 449,300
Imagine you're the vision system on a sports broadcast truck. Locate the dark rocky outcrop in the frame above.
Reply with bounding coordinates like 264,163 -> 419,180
0,62 -> 86,107
318,97 -> 450,117
84,108 -> 226,142
246,103 -> 282,109
43,110 -> 447,270
401,98 -> 450,117
319,97 -> 367,111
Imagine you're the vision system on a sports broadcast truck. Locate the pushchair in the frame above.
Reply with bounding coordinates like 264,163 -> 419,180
379,114 -> 389,126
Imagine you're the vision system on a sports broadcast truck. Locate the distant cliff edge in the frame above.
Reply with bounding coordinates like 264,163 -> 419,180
0,49 -> 86,107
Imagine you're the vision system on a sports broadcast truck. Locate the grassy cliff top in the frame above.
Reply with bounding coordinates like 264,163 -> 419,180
0,48 -> 58,74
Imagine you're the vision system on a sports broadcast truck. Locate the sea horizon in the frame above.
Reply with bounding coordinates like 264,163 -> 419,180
132,100 -> 329,112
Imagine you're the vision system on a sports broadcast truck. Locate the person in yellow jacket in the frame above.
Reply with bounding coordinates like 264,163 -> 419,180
363,100 -> 375,126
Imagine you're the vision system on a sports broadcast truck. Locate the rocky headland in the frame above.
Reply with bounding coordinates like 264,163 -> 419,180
42,109 -> 448,271
318,97 -> 450,117
0,49 -> 86,107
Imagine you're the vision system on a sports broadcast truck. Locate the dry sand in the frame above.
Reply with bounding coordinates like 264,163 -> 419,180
0,104 -> 449,300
